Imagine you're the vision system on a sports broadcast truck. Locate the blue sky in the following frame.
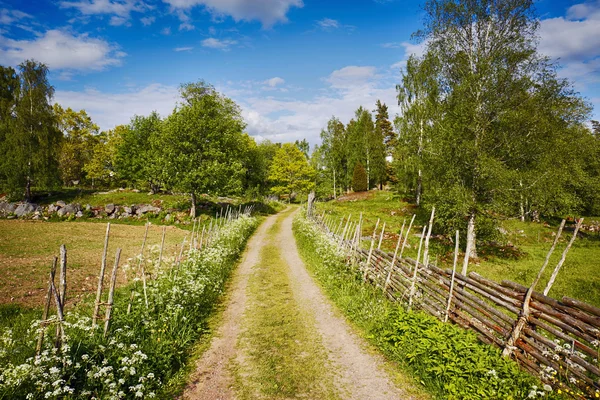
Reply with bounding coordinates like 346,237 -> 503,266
1,0 -> 599,146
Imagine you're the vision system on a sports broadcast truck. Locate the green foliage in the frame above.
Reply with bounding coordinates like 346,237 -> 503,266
0,60 -> 61,201
54,104 -> 100,186
294,138 -> 310,159
114,113 -> 165,192
352,162 -> 368,192
268,143 -> 316,201
319,116 -> 348,197
375,100 -> 395,157
241,138 -> 280,197
161,82 -> 247,199
293,214 -> 560,400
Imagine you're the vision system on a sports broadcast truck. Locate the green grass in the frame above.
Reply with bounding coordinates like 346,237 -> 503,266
231,211 -> 340,400
317,190 -> 600,306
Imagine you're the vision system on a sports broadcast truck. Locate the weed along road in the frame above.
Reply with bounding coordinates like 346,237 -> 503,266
184,207 -> 412,400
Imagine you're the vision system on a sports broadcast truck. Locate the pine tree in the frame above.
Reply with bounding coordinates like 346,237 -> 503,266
352,162 -> 368,192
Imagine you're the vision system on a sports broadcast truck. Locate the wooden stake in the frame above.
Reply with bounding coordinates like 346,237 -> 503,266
158,226 -> 166,271
399,214 -> 416,260
543,218 -> 583,296
104,248 -> 121,337
200,225 -> 205,250
190,219 -> 197,251
377,222 -> 386,250
138,223 -> 150,309
56,245 -> 67,346
339,214 -> 351,245
503,219 -> 566,358
384,219 -> 405,291
408,226 -> 427,311
50,278 -> 65,345
444,230 -> 460,323
36,257 -> 57,355
92,223 -> 111,328
364,219 -> 380,281
422,207 -> 435,267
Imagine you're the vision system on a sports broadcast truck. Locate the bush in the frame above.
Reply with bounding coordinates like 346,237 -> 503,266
352,163 -> 368,192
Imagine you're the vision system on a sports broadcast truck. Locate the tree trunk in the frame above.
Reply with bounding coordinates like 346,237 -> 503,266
416,168 -> 422,206
25,176 -> 32,202
190,192 -> 196,218
333,169 -> 337,199
465,211 -> 477,260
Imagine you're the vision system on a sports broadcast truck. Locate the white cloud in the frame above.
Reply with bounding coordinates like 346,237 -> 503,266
381,41 -> 427,58
539,5 -> 600,62
162,0 -> 303,28
161,27 -> 171,35
0,8 -> 32,25
538,0 -> 600,103
0,29 -> 125,71
317,18 -> 339,29
109,15 -> 129,26
174,46 -> 193,51
60,0 -> 144,16
179,22 -> 194,31
54,84 -> 180,131
263,77 -> 285,87
140,16 -> 155,25
326,66 -> 377,89
201,37 -> 237,50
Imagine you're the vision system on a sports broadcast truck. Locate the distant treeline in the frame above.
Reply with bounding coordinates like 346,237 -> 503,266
0,61 -> 317,214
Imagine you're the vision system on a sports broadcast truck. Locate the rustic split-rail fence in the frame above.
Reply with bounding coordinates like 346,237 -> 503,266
35,204 -> 255,353
311,207 -> 599,398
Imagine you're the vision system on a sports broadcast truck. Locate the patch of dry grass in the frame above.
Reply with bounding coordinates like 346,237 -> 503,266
0,220 -> 188,308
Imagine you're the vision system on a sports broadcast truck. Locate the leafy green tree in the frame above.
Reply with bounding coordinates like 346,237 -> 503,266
319,116 -> 348,198
414,0 -> 594,260
347,107 -> 386,191
592,120 -> 600,137
161,81 -> 247,216
309,144 -> 333,199
269,143 -> 316,202
53,104 -> 99,186
352,162 -> 368,192
114,112 -> 165,192
295,138 -> 310,159
0,60 -> 61,201
396,53 -> 440,205
240,136 -> 280,197
84,126 -> 124,188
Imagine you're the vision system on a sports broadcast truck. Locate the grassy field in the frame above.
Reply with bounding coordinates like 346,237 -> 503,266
0,220 -> 188,308
316,190 -> 600,307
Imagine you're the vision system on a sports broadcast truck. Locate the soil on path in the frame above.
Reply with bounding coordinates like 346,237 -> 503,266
184,209 -> 409,399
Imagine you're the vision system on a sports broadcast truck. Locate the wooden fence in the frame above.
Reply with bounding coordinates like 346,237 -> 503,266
311,211 -> 600,398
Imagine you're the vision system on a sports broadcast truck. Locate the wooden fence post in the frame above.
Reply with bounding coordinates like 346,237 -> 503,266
92,223 -> 111,328
55,245 -> 67,347
384,219 -> 406,291
138,223 -> 150,309
399,214 -> 416,260
408,226 -> 427,311
36,257 -> 57,355
444,230 -> 460,323
502,220 -> 566,358
364,219 -> 380,281
377,222 -> 386,250
339,214 -> 351,246
104,249 -> 121,337
422,207 -> 435,267
158,226 -> 166,270
543,218 -> 583,296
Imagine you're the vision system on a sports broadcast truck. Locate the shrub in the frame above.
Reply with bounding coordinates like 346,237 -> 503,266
352,163 -> 368,192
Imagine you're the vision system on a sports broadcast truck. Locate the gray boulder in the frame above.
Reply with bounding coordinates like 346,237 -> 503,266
0,202 -> 16,215
63,203 -> 81,215
57,208 -> 67,217
75,211 -> 84,218
56,200 -> 67,208
14,203 -> 38,217
105,204 -> 116,215
48,204 -> 58,213
136,204 -> 160,215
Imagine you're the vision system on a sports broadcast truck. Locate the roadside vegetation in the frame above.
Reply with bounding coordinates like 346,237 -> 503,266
293,211 -> 562,399
0,214 -> 258,399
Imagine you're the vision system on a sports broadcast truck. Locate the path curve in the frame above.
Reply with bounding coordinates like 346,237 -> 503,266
279,210 -> 408,400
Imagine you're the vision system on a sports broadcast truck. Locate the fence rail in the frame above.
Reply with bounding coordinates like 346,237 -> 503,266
310,211 -> 600,398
